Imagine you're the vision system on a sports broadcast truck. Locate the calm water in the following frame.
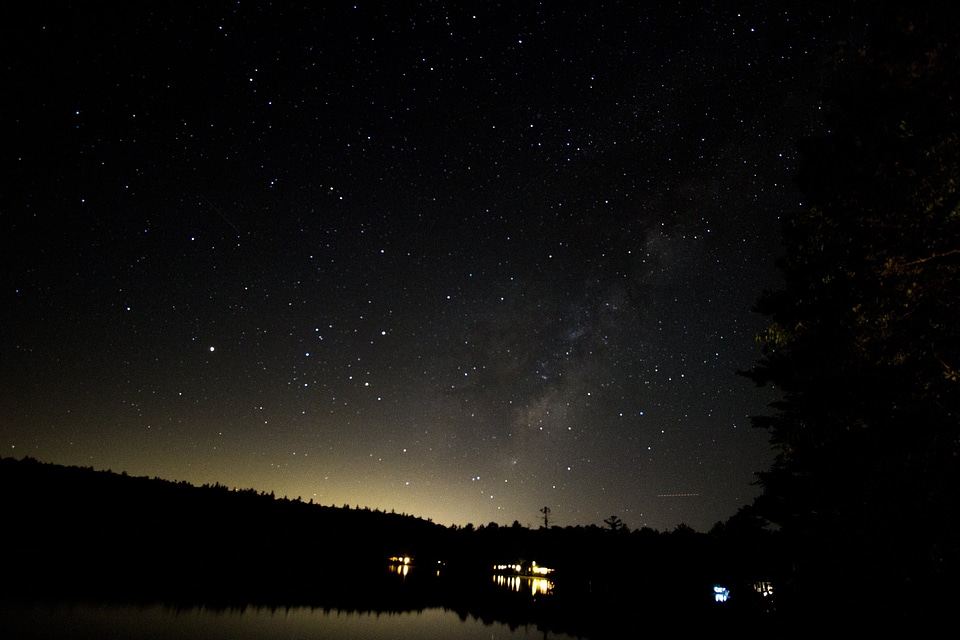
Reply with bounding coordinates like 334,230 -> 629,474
0,601 -> 578,640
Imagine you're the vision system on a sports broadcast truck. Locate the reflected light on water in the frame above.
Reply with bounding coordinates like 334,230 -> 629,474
494,574 -> 554,595
0,602 -> 581,639
388,555 -> 412,577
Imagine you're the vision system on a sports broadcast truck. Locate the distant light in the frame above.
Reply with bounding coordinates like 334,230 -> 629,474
209,346 -> 215,352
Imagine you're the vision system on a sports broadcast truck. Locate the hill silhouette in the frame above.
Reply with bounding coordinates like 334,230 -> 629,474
1,456 -> 782,635
1,456 -> 449,605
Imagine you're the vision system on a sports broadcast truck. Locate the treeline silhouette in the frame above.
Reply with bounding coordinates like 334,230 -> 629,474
1,456 -> 781,635
1,456 -> 446,606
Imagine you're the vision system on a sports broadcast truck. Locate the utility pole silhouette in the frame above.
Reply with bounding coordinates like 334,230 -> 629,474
540,506 -> 550,528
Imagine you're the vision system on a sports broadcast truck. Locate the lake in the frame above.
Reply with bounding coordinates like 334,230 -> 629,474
0,600 -> 579,640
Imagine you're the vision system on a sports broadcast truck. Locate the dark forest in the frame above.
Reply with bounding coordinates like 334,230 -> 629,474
2,456 -> 780,636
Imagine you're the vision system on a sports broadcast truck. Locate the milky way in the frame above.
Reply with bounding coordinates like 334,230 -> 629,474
1,2 -> 861,530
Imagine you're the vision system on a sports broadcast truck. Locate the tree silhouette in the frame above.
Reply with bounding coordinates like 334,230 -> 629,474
603,515 -> 625,532
744,0 -> 960,614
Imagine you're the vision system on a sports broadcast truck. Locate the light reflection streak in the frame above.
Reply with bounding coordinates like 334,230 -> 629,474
493,574 -> 554,595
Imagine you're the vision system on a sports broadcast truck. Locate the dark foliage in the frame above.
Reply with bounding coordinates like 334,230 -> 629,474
743,0 -> 960,619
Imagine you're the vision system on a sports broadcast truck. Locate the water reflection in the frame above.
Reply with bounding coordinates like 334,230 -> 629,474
494,574 -> 555,595
388,559 -> 411,578
493,561 -> 555,595
0,601 -> 578,640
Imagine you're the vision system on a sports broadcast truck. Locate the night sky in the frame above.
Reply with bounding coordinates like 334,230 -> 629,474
2,2 -> 862,531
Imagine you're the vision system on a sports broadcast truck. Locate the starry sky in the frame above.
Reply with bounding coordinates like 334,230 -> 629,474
2,2 -> 863,531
